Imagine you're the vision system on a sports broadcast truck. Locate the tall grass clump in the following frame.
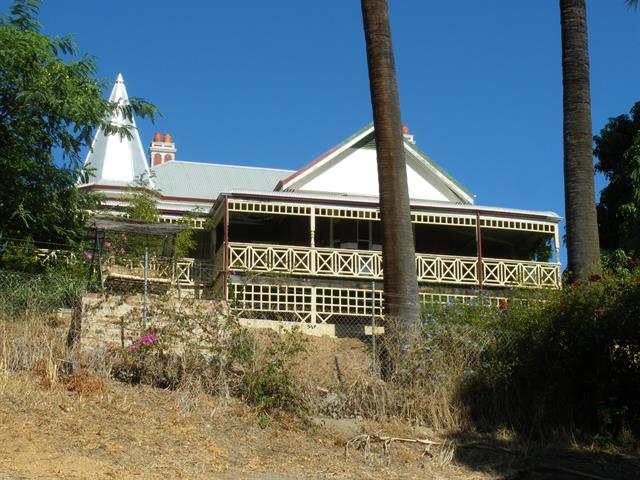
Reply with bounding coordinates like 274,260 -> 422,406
0,311 -> 66,375
341,305 -> 500,431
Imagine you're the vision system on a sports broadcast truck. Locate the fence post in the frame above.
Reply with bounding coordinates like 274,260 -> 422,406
371,280 -> 376,377
96,231 -> 103,289
143,247 -> 148,328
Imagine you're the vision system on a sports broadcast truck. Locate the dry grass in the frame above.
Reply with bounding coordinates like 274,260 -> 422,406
0,310 -> 497,479
319,317 -> 488,432
0,371 -> 501,479
339,375 -> 470,430
64,369 -> 106,396
1,311 -> 638,479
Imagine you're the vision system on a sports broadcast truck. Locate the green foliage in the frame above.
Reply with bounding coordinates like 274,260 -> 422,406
601,249 -> 638,278
174,210 -> 200,259
594,102 -> 640,255
112,174 -> 164,259
112,299 -> 308,426
0,268 -> 85,315
530,237 -> 554,262
430,276 -> 640,446
0,0 -> 158,245
124,174 -> 160,222
117,174 -> 198,259
231,328 -> 308,421
0,238 -> 40,272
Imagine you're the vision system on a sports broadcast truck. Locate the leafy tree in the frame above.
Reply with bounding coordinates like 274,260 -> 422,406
559,0 -> 602,280
361,0 -> 421,352
531,238 -> 554,263
119,174 -> 196,260
0,0 -> 158,246
594,102 -> 640,254
174,209 -> 200,258
124,174 -> 160,223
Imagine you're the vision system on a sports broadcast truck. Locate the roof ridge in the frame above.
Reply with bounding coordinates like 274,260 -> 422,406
152,160 -> 294,172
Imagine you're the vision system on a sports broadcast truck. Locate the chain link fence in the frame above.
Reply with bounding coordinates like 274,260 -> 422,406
0,239 -> 521,386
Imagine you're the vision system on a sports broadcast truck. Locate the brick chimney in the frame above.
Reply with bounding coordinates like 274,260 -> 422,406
149,132 -> 177,166
402,124 -> 415,144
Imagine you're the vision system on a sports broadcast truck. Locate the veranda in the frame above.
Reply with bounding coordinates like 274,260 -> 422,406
208,193 -> 561,333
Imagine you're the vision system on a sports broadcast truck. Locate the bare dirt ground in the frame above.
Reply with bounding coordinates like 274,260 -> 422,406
1,372 -> 639,480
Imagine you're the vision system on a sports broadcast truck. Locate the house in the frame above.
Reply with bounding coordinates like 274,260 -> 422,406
80,74 -> 561,335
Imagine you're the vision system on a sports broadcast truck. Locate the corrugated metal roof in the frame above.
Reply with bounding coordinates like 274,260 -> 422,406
151,161 -> 294,200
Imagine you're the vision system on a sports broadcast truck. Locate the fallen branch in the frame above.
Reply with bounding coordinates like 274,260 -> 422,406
345,433 -> 442,460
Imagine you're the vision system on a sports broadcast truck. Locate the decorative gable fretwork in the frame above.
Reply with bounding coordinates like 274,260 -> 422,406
225,199 -> 558,235
411,212 -> 476,227
228,200 -> 311,216
479,216 -> 556,234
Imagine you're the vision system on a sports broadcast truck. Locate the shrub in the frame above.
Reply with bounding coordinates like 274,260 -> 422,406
231,328 -> 308,420
111,298 -> 308,426
0,269 -> 85,316
451,275 -> 640,446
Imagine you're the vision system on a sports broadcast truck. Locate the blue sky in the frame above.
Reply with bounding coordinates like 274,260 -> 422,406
4,1 -> 640,260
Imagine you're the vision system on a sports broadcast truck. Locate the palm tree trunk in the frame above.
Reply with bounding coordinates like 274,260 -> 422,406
560,0 -> 602,279
361,0 -> 421,351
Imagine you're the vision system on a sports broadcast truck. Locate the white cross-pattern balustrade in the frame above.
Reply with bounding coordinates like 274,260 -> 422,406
230,282 -> 508,325
227,242 -> 560,289
122,257 -> 215,287
34,249 -> 213,288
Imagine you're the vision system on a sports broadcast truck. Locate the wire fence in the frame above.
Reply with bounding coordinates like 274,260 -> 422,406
0,239 -> 521,380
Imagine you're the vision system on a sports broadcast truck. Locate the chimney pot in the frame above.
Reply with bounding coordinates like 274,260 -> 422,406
153,132 -> 162,142
163,133 -> 172,143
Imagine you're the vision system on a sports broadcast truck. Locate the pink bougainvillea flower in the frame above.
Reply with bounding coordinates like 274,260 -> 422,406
120,248 -> 125,255
588,274 -> 601,282
139,334 -> 159,346
498,299 -> 509,310
83,251 -> 93,261
129,343 -> 140,351
571,279 -> 582,288
103,241 -> 112,249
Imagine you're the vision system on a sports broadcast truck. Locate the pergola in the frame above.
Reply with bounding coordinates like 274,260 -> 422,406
84,215 -> 191,289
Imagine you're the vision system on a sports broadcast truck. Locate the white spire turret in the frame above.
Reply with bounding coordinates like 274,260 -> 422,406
82,73 -> 151,186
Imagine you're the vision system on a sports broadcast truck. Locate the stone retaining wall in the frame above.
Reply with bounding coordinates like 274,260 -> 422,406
78,293 -> 227,352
